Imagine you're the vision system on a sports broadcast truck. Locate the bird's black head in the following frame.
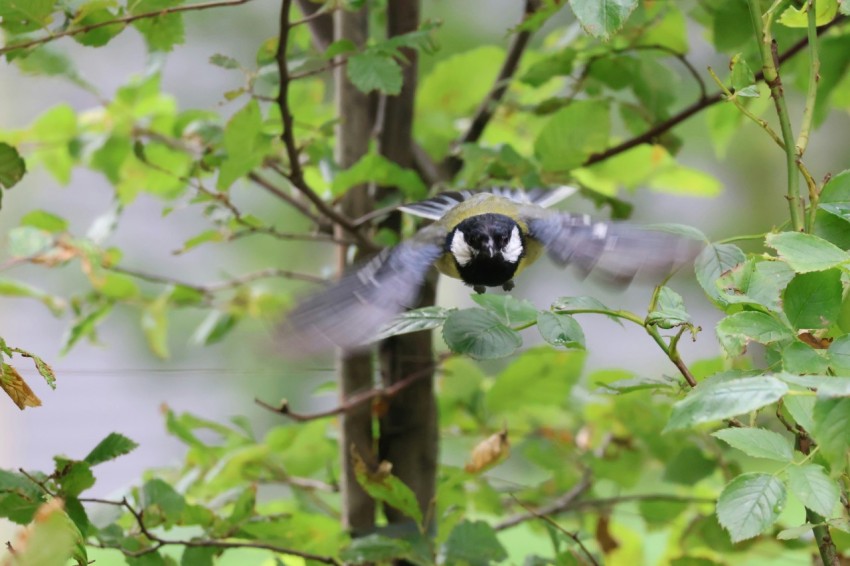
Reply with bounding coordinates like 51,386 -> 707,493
447,213 -> 525,288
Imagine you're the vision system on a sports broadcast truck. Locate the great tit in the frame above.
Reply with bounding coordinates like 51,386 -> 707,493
279,187 -> 702,355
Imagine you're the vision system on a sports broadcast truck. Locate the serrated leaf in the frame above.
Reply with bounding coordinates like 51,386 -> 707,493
787,464 -> 840,517
811,397 -> 850,467
568,0 -> 638,39
0,363 -> 41,410
0,277 -> 65,315
535,100 -> 610,173
352,451 -> 423,527
647,286 -> 691,329
347,52 -> 403,95
217,99 -> 270,190
777,373 -> 850,397
192,311 -> 238,346
375,306 -> 450,341
695,243 -> 746,305
6,500 -> 80,566
142,478 -> 186,523
209,53 -> 240,69
61,302 -> 113,354
471,294 -> 538,327
716,311 -> 794,357
331,150 -> 426,198
782,342 -> 830,374
766,231 -> 849,273
783,269 -> 842,330
712,428 -> 794,462
131,0 -> 185,52
84,432 -> 139,466
537,311 -> 585,349
718,258 -> 794,313
443,520 -> 508,565
442,308 -> 521,359
0,0 -> 58,33
665,376 -> 788,431
716,473 -> 786,542
0,142 -> 26,191
340,534 -> 415,563
20,210 -> 67,233
779,0 -> 839,27
53,458 -> 95,497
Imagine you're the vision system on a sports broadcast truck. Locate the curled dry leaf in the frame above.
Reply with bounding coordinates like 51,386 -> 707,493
0,362 -> 41,410
465,428 -> 510,473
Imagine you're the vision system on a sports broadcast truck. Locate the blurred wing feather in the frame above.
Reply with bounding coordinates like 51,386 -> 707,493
525,212 -> 704,285
399,186 -> 576,220
278,225 -> 447,355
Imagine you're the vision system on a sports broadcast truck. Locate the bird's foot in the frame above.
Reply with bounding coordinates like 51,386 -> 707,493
473,285 -> 487,294
502,280 -> 515,292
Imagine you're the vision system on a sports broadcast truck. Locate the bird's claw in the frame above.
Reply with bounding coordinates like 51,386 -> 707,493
473,285 -> 487,294
502,280 -> 515,292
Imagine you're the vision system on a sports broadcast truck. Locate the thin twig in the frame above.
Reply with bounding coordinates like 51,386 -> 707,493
247,172 -> 326,227
445,0 -> 541,174
795,0 -> 820,157
582,16 -> 844,168
509,494 -> 600,566
495,470 -> 592,531
110,264 -> 325,294
256,356 -> 447,421
0,0 -> 255,56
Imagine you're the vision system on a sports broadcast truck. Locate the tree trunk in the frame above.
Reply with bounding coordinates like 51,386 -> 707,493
334,4 -> 376,537
377,0 -> 439,532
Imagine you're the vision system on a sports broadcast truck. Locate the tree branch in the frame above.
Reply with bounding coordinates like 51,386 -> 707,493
444,0 -> 541,175
255,357 -> 444,422
87,497 -> 341,565
0,0 -> 255,56
495,470 -> 592,531
509,493 -> 600,566
582,16 -> 844,168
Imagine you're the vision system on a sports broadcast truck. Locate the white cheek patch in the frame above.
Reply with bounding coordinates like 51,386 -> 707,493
501,226 -> 523,263
451,230 -> 476,266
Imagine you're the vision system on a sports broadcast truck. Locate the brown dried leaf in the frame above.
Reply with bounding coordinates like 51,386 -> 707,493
799,331 -> 832,349
595,515 -> 619,553
0,363 -> 41,410
465,429 -> 510,473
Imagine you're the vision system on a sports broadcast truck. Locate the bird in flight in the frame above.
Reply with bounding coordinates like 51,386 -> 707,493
279,187 -> 703,355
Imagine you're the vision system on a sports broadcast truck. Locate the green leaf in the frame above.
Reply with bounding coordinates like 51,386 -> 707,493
534,100 -> 610,173
811,397 -> 850,467
96,272 -> 139,300
61,303 -> 113,354
192,311 -> 238,345
665,376 -> 789,431
787,464 -> 840,517
485,348 -> 584,415
331,151 -> 427,198
340,534 -> 416,563
0,142 -> 26,191
209,53 -> 240,69
72,5 -> 124,47
6,501 -> 80,566
84,432 -> 139,466
442,309 -> 522,359
695,243 -> 746,306
374,306 -> 450,341
217,99 -> 270,190
53,458 -> 95,497
818,169 -> 850,224
716,473 -> 786,542
443,520 -> 508,565
718,258 -> 794,313
131,0 -> 185,52
0,0 -> 58,33
347,52 -> 403,95
0,277 -> 65,315
647,287 -> 691,329
777,373 -> 850,397
766,231 -> 850,273
779,0 -> 839,27
782,341 -> 830,374
663,446 -> 717,485
783,269 -> 842,330
19,210 -> 67,233
730,53 -> 758,96
142,293 -> 170,359
568,0 -> 638,39
712,428 -> 794,462
520,48 -> 576,87
716,311 -> 794,357
471,294 -> 538,327
352,452 -> 423,527
7,226 -> 53,258
180,547 -> 218,566
142,478 -> 186,523
537,311 -> 585,349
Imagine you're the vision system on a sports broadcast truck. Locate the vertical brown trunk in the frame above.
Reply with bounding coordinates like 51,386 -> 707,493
334,5 -> 376,537
376,0 -> 439,532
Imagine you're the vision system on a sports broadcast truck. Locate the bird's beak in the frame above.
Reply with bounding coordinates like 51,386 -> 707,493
483,240 -> 496,258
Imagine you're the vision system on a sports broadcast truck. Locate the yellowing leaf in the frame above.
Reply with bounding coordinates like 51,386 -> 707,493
464,429 -> 510,473
0,363 -> 41,410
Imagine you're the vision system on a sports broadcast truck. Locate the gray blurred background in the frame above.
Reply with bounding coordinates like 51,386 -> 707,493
1,0 -> 849,542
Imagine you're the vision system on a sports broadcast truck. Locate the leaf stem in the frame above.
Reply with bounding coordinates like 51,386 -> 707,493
796,0 -> 820,157
746,0 -> 806,232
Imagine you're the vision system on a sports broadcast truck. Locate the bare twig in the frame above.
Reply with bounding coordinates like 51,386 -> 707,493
256,356 -> 446,421
86,497 -> 341,564
445,0 -> 541,174
0,0 -> 255,56
247,171 -> 326,227
509,494 -> 600,566
495,470 -> 592,531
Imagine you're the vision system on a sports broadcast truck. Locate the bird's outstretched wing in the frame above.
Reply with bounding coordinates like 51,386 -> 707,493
524,210 -> 704,285
278,224 -> 447,356
399,185 -> 576,220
